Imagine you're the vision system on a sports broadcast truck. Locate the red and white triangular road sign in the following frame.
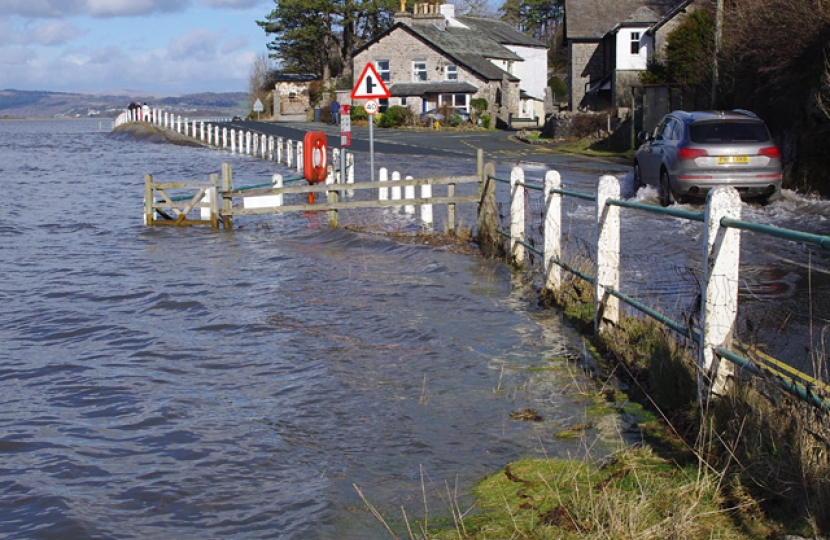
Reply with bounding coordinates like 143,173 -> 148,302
351,63 -> 391,99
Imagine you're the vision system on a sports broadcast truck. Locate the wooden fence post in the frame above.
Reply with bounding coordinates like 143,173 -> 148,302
327,166 -> 339,228
595,174 -> 621,334
448,180 -> 456,235
544,170 -> 562,293
510,166 -> 525,265
700,186 -> 741,400
209,174 -> 219,228
221,162 -> 233,229
144,174 -> 154,226
477,162 -> 500,258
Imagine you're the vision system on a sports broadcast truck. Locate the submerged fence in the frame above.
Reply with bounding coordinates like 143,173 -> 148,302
479,166 -> 830,408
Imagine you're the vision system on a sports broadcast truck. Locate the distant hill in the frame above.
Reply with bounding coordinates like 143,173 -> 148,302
0,89 -> 250,119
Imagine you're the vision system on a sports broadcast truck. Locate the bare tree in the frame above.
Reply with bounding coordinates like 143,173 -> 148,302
248,54 -> 275,117
448,0 -> 495,17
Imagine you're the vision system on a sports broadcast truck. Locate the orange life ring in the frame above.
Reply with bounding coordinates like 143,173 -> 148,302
303,131 -> 328,184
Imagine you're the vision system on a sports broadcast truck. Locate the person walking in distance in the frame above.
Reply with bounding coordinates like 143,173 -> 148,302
330,99 -> 340,125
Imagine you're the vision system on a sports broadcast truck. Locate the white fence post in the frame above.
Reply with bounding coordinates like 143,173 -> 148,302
245,131 -> 251,155
268,135 -> 275,161
510,166 -> 525,265
391,171 -> 402,201
700,186 -> 741,400
421,182 -> 433,229
200,122 -> 205,142
379,168 -> 389,201
391,171 -> 402,206
276,137 -> 283,164
222,128 -> 227,150
404,176 -> 415,215
544,170 -> 562,293
214,126 -> 220,147
238,130 -> 244,154
595,175 -> 621,334
296,142 -> 303,173
286,140 -> 294,168
346,152 -> 354,197
244,173 -> 284,209
261,134 -> 267,160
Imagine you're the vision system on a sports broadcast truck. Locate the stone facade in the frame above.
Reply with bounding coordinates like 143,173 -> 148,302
353,29 -> 518,123
569,41 -> 607,110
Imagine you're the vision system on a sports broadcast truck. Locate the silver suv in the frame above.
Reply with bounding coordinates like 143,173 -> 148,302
634,110 -> 782,206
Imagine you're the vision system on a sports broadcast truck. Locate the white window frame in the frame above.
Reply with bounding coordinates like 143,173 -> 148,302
376,60 -> 390,82
630,32 -> 641,55
412,61 -> 427,82
444,65 -> 458,81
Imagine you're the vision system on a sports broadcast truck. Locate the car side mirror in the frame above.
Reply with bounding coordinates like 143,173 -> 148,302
637,131 -> 651,142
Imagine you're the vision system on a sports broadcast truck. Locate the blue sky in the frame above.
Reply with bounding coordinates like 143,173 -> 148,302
0,0 -> 274,95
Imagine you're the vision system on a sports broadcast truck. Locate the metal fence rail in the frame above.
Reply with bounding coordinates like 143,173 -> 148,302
482,168 -> 830,409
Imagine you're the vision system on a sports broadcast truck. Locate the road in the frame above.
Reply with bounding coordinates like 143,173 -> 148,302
221,119 -> 631,176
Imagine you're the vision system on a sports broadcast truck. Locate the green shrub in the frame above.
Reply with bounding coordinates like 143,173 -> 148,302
350,106 -> 368,121
548,76 -> 568,100
378,105 -> 413,128
471,98 -> 488,115
480,114 -> 491,129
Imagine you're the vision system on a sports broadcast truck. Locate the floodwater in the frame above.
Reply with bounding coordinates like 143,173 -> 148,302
0,119 -> 608,539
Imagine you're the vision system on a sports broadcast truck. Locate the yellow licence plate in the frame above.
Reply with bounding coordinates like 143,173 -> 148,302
717,155 -> 749,164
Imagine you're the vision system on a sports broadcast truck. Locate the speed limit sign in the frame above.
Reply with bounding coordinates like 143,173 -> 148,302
364,99 -> 379,115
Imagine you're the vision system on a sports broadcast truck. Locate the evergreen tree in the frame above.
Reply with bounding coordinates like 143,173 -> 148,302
498,0 -> 563,42
258,0 -> 400,82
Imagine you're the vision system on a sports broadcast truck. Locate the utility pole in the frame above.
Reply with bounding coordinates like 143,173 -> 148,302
711,0 -> 724,108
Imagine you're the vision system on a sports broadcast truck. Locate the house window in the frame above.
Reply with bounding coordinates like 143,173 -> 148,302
630,32 -> 641,55
400,97 -> 408,106
439,93 -> 467,110
376,60 -> 390,82
445,65 -> 458,81
413,61 -> 427,82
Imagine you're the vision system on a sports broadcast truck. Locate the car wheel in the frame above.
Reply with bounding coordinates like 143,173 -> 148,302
658,169 -> 675,207
633,162 -> 643,189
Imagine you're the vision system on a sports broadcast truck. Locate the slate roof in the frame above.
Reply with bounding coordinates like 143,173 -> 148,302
389,82 -> 479,97
454,16 -> 548,48
354,16 -> 546,83
565,0 -> 685,40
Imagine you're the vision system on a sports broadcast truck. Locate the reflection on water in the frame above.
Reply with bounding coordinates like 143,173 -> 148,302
0,120 -> 606,540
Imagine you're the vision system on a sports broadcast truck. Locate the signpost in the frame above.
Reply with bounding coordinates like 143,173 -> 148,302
351,63 -> 390,184
253,98 -> 264,121
340,105 -> 351,147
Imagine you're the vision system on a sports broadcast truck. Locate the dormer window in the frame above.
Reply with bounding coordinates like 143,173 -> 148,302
630,32 -> 641,55
445,65 -> 458,80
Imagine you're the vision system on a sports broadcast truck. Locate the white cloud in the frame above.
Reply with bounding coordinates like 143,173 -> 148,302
33,20 -> 85,46
0,0 -> 190,18
221,34 -> 248,54
0,46 -> 38,66
199,0 -> 262,8
167,28 -> 220,61
84,0 -> 190,18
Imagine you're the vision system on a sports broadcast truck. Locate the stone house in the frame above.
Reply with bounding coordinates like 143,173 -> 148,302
564,0 -> 697,111
271,73 -> 320,121
352,2 -> 548,127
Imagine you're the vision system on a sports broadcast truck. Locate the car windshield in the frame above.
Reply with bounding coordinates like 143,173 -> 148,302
689,121 -> 770,144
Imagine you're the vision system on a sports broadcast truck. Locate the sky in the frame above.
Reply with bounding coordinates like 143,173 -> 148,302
0,0 -> 276,95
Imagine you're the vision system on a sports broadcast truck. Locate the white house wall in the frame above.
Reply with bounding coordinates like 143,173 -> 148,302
505,45 -> 548,101
615,27 -> 651,71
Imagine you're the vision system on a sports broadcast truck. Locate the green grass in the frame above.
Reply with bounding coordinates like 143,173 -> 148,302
427,446 -> 764,540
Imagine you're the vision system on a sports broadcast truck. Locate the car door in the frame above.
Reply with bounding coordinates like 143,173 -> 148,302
638,117 -> 671,185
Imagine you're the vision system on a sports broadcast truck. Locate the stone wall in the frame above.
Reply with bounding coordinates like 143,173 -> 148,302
569,41 -> 605,110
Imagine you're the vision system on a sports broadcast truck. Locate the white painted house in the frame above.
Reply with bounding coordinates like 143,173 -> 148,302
565,0 -> 696,110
